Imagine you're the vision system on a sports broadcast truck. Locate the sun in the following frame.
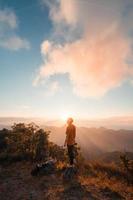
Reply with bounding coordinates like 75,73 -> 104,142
60,111 -> 71,121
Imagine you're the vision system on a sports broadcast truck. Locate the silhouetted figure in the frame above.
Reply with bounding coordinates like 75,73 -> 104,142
64,118 -> 76,166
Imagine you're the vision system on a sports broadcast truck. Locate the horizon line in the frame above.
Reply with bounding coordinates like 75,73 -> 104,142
0,115 -> 133,121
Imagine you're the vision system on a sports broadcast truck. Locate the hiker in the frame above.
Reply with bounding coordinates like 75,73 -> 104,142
64,118 -> 76,166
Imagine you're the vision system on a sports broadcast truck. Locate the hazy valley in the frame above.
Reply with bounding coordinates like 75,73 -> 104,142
1,117 -> 133,162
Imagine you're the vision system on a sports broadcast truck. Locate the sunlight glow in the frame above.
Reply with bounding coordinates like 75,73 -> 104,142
60,111 -> 72,121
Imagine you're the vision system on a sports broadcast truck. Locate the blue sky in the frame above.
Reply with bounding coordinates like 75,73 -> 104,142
0,0 -> 133,119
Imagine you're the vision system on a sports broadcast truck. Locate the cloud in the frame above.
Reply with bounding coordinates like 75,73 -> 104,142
0,9 -> 17,28
35,24 -> 131,97
36,0 -> 133,97
45,0 -> 78,25
41,40 -> 52,54
0,9 -> 30,50
0,36 -> 30,50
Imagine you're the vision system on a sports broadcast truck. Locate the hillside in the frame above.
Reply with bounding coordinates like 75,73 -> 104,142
96,151 -> 133,164
1,160 -> 133,200
0,123 -> 133,200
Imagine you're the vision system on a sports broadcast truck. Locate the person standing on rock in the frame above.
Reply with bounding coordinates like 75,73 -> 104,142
64,118 -> 76,166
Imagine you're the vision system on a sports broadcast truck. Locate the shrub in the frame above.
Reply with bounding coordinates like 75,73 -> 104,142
0,123 -> 50,163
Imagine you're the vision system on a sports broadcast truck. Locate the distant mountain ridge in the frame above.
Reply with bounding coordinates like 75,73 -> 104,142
1,116 -> 133,129
44,126 -> 133,159
0,117 -> 133,161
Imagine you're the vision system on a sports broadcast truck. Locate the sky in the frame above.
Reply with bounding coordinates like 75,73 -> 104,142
0,0 -> 133,120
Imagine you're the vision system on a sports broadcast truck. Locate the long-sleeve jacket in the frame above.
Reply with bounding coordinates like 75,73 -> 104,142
65,124 -> 76,145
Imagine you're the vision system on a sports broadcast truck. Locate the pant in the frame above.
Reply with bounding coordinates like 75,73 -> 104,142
67,145 -> 75,165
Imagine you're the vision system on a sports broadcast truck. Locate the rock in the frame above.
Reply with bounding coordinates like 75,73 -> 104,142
63,166 -> 77,181
31,159 -> 56,176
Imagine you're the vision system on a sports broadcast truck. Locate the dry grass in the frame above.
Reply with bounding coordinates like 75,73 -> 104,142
0,161 -> 133,200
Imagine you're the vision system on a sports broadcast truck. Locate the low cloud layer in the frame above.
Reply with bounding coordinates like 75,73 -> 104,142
0,9 -> 30,50
35,0 -> 133,97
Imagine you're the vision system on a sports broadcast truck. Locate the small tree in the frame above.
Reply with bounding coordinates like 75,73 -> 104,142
120,152 -> 133,183
120,153 -> 129,171
34,129 -> 49,161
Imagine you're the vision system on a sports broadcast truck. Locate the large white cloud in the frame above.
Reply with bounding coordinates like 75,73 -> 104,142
36,0 -> 133,97
0,9 -> 30,50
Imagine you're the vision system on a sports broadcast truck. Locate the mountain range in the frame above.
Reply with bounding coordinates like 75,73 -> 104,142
44,126 -> 133,160
1,116 -> 133,129
0,117 -> 133,160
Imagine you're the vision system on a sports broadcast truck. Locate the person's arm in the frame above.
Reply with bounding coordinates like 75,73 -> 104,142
64,127 -> 68,147
64,138 -> 67,147
74,125 -> 76,143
